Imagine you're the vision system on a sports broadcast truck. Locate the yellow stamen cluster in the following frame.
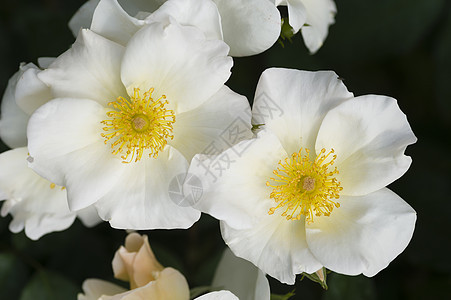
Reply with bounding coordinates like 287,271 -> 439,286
101,88 -> 175,163
266,148 -> 342,223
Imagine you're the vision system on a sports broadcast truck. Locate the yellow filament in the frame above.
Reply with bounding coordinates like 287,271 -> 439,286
101,88 -> 175,163
49,183 -> 65,190
266,148 -> 342,223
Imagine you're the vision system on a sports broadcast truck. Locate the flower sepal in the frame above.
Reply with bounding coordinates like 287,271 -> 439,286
278,17 -> 295,48
300,267 -> 328,290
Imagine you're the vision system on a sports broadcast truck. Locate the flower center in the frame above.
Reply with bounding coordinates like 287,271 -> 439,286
101,88 -> 175,163
266,148 -> 342,223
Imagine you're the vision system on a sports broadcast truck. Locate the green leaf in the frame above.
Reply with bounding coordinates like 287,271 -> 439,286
322,273 -> 376,300
270,290 -> 296,300
20,270 -> 79,300
0,252 -> 30,299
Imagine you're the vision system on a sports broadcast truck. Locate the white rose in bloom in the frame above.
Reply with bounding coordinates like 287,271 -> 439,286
27,19 -> 251,230
274,0 -> 336,53
69,0 -> 281,57
188,68 -> 417,284
0,147 -> 100,240
0,61 -> 101,239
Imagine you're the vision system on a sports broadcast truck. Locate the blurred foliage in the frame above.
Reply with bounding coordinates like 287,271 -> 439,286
0,0 -> 451,299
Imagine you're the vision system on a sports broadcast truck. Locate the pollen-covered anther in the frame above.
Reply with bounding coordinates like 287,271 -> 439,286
100,88 -> 176,163
266,148 -> 343,223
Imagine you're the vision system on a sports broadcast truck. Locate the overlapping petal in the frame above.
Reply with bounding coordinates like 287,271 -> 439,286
78,279 -> 127,300
90,0 -> 146,46
69,0 -> 101,36
221,212 -> 322,284
306,188 -> 416,276
148,0 -> 223,41
0,69 -> 29,148
171,86 -> 252,161
213,0 -> 281,57
120,20 -> 232,113
274,0 -> 307,33
94,146 -> 200,229
0,147 -> 76,240
252,68 -> 353,154
38,29 -> 127,107
300,0 -> 336,53
27,98 -> 125,210
316,95 -> 417,195
190,130 -> 286,229
12,63 -> 52,116
112,233 -> 164,289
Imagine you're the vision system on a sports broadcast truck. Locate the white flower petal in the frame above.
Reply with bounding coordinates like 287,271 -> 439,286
221,214 -> 322,284
0,68 -> 29,148
24,213 -> 75,241
213,0 -> 281,57
0,147 -> 76,240
90,0 -> 146,46
38,29 -> 127,107
316,95 -> 417,196
78,279 -> 127,300
121,21 -> 232,113
14,63 -> 52,115
37,57 -> 55,69
285,0 -> 307,33
77,205 -> 103,227
195,291 -> 239,300
27,98 -> 125,210
252,68 -> 353,154
95,146 -> 200,229
190,130 -> 286,229
147,0 -> 223,41
69,0 -> 101,36
300,0 -> 336,53
105,267 -> 189,300
212,247 -> 270,300
171,85 -> 252,162
306,188 -> 416,276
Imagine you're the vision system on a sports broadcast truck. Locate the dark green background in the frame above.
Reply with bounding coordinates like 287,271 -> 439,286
0,0 -> 450,299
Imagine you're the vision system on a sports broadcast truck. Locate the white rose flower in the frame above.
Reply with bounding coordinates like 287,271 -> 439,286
27,19 -> 251,230
0,61 -> 101,239
69,0 -> 281,57
275,0 -> 337,53
188,68 -> 417,284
